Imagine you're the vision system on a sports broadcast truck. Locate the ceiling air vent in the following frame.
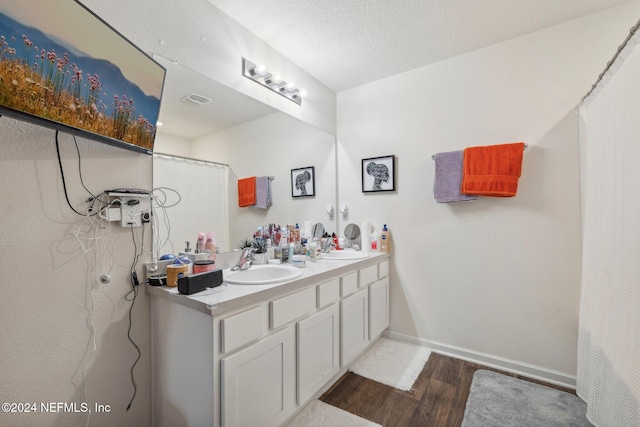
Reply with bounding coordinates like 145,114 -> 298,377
182,93 -> 211,106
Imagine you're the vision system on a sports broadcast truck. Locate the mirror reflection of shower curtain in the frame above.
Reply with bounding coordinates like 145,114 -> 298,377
578,28 -> 640,427
153,154 -> 230,256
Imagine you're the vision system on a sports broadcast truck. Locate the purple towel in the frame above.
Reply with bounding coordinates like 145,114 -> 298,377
255,176 -> 272,209
434,151 -> 478,203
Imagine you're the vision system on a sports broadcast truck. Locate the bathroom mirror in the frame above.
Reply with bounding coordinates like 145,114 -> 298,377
152,56 -> 337,256
343,223 -> 361,249
312,223 -> 325,239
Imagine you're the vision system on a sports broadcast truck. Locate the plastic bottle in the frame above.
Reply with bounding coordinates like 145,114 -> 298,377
380,224 -> 391,253
196,232 -> 206,253
370,228 -> 378,251
205,232 -> 217,262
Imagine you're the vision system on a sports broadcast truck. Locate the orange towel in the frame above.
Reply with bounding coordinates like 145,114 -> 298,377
462,142 -> 525,197
238,176 -> 257,207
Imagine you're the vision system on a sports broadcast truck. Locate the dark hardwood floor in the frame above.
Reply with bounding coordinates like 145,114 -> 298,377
320,352 -> 576,427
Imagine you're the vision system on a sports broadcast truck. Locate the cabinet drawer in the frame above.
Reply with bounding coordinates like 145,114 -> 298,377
378,260 -> 389,279
221,305 -> 268,354
340,271 -> 358,297
317,278 -> 340,308
359,264 -> 378,287
270,287 -> 316,330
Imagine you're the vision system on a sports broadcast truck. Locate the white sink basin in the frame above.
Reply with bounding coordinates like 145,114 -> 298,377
223,265 -> 303,285
322,250 -> 370,260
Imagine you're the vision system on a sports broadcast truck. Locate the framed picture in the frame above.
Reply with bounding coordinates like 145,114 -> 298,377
291,166 -> 316,198
362,155 -> 395,193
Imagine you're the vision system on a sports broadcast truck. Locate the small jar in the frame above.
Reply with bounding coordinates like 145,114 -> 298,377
291,254 -> 306,268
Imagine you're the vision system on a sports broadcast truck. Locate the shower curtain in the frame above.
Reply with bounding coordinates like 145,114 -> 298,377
153,154 -> 230,255
578,31 -> 640,427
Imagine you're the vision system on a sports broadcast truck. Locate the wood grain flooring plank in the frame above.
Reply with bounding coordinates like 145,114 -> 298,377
319,352 -> 575,427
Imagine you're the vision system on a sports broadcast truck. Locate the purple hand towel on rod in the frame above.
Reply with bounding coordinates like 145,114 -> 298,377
255,176 -> 272,209
433,150 -> 478,203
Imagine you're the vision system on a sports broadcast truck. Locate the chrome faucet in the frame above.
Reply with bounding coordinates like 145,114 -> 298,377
320,238 -> 336,253
231,247 -> 254,271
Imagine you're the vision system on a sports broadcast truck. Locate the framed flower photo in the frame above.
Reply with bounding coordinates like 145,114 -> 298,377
291,166 -> 315,198
362,155 -> 395,193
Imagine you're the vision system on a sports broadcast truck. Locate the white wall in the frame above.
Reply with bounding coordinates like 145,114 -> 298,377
192,112 -> 337,247
0,120 -> 153,426
336,2 -> 640,382
0,1 -> 336,426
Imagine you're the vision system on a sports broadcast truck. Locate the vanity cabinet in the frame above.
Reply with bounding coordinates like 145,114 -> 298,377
369,276 -> 390,339
341,287 -> 369,366
221,327 -> 295,427
149,254 -> 390,427
296,303 -> 340,404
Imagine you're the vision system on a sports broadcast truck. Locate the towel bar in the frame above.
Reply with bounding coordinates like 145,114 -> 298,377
431,143 -> 528,160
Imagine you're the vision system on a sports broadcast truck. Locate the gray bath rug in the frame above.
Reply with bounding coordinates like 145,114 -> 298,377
462,370 -> 593,427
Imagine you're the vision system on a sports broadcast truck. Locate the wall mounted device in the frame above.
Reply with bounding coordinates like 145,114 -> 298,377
326,204 -> 335,220
242,58 -> 306,105
102,189 -> 151,227
340,204 -> 349,220
0,0 -> 166,155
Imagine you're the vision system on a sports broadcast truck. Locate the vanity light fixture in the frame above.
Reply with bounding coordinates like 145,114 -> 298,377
242,58 -> 304,105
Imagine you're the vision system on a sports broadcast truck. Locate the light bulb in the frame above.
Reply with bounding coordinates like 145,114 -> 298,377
299,88 -> 308,98
271,73 -> 282,84
285,81 -> 296,91
254,64 -> 266,75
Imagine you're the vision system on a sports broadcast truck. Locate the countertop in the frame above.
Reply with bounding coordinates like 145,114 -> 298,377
146,251 -> 390,316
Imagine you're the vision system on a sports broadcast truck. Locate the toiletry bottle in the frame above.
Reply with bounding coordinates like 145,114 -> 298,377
370,228 -> 378,251
205,232 -> 217,262
196,232 -> 206,253
332,232 -> 342,250
380,224 -> 391,253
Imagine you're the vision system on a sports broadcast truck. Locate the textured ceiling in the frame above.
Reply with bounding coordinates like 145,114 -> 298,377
207,0 -> 633,92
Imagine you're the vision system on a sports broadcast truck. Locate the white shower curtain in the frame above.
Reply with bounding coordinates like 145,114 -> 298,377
578,31 -> 640,427
153,154 -> 230,256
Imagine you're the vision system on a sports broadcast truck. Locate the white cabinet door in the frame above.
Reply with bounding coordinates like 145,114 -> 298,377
369,277 -> 389,340
297,304 -> 340,404
340,287 -> 369,367
221,327 -> 294,427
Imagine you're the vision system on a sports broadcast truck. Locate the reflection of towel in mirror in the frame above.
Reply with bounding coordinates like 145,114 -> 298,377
434,150 -> 478,203
255,176 -> 272,209
462,142 -> 525,197
238,176 -> 256,207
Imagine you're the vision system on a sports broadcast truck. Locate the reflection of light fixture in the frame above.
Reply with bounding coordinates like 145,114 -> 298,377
156,121 -> 164,127
242,58 -> 303,105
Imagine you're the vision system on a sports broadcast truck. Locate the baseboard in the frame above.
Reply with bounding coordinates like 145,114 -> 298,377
384,330 -> 577,389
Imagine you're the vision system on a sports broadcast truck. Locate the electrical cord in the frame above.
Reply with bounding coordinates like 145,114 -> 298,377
125,226 -> 143,411
73,134 -> 97,201
55,130 -> 100,216
55,130 -> 87,216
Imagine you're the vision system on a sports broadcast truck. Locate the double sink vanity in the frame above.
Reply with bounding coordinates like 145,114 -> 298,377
146,251 -> 390,427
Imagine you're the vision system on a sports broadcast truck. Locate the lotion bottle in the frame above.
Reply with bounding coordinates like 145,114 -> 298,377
205,232 -> 217,262
196,232 -> 206,253
380,224 -> 391,253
